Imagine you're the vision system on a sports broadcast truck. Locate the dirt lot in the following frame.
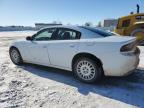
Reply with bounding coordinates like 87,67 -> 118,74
0,31 -> 144,108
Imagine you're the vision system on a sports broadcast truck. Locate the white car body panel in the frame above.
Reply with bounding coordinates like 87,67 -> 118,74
10,26 -> 140,76
45,40 -> 79,68
22,41 -> 50,66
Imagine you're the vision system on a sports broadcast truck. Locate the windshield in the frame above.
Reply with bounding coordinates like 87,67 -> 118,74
79,26 -> 114,37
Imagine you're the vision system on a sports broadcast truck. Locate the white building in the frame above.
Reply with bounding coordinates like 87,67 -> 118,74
104,19 -> 118,27
35,23 -> 62,29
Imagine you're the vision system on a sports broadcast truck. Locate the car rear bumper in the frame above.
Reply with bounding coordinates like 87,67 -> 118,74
122,57 -> 140,76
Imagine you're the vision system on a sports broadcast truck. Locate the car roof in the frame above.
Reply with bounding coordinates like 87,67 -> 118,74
41,25 -> 81,32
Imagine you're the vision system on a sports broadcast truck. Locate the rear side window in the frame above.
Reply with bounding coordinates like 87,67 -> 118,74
122,19 -> 130,27
57,28 -> 81,40
79,26 -> 114,37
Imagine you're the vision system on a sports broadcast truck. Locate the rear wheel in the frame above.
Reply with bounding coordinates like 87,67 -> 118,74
73,58 -> 103,83
9,47 -> 23,65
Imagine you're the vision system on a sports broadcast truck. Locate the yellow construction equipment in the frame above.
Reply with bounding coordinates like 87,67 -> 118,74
115,4 -> 144,43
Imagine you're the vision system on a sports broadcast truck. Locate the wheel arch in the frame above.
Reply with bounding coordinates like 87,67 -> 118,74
129,24 -> 144,35
9,46 -> 20,52
72,52 -> 103,70
9,46 -> 23,60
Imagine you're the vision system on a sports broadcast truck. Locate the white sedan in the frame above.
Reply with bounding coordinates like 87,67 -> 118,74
9,26 -> 140,83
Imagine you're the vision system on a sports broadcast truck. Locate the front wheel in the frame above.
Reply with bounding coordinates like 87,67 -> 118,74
73,58 -> 103,83
9,47 -> 23,65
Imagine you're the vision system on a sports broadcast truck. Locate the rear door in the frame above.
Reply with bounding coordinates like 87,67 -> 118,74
47,28 -> 81,69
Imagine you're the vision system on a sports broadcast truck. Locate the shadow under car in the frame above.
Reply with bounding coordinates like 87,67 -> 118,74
19,63 -> 144,108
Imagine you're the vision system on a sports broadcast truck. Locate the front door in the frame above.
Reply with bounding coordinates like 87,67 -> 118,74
47,28 -> 81,69
23,28 -> 57,66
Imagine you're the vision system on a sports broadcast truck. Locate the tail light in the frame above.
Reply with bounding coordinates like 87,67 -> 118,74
120,41 -> 137,52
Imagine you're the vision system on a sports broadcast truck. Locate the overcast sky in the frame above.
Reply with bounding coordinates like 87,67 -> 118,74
0,0 -> 144,26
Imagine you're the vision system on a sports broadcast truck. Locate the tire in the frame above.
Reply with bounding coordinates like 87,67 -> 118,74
131,28 -> 144,44
9,47 -> 23,65
73,57 -> 103,83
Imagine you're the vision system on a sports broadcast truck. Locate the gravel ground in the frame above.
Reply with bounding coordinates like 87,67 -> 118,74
0,31 -> 144,108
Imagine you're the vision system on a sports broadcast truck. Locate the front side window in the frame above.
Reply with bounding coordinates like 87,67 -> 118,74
57,28 -> 80,40
122,19 -> 130,27
33,28 -> 56,41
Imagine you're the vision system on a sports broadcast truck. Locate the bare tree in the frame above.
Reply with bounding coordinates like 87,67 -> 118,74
52,21 -> 62,25
85,22 -> 93,26
97,21 -> 102,27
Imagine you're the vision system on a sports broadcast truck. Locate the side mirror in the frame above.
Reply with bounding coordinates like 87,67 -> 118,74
26,36 -> 32,41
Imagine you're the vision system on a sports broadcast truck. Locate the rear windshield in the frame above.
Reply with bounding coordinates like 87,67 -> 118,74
79,26 -> 114,37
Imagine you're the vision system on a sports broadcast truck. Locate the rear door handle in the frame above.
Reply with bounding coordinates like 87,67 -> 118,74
86,42 -> 95,46
69,44 -> 75,47
43,46 -> 47,48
